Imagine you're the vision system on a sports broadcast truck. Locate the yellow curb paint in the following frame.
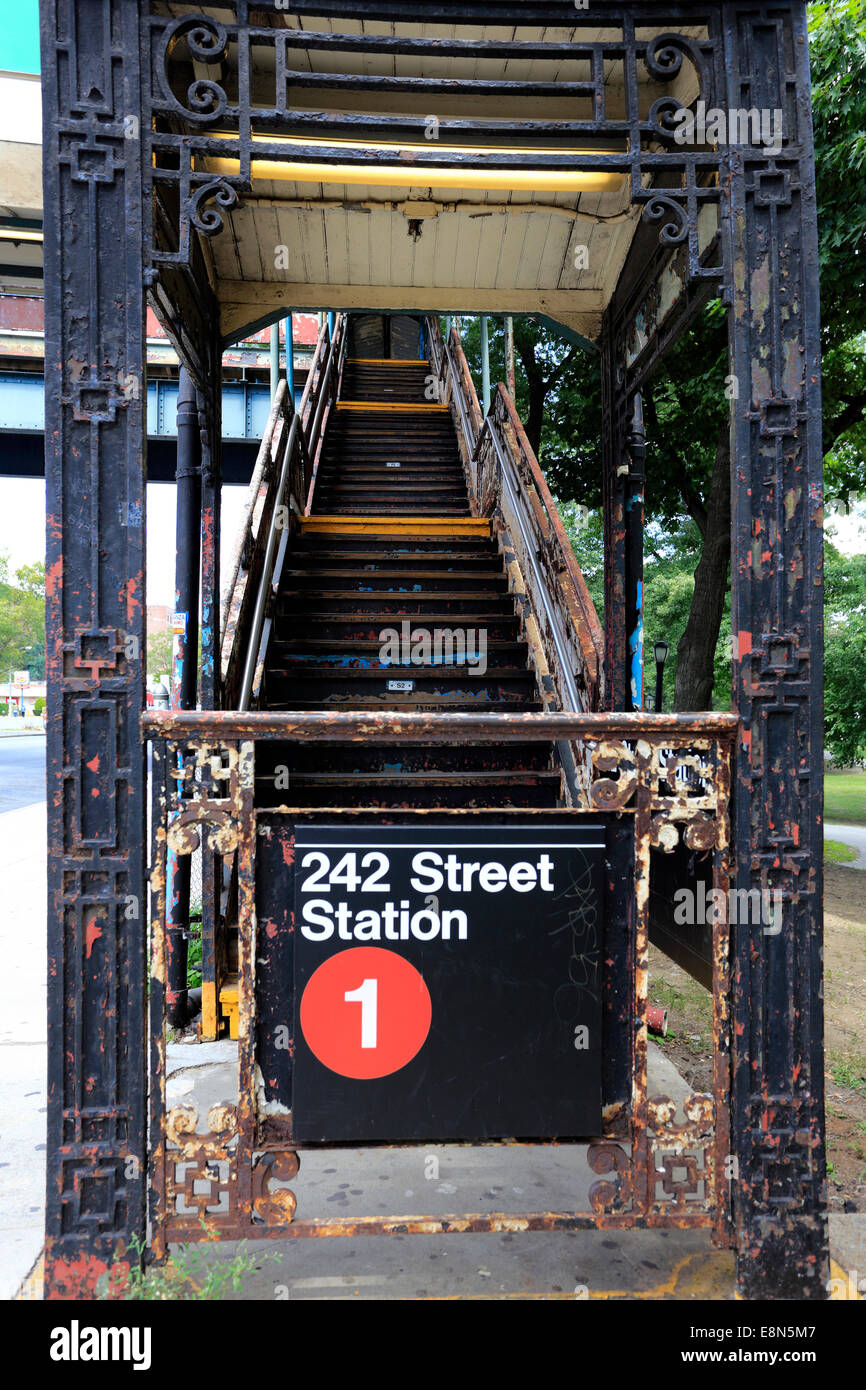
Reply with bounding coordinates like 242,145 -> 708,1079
828,1257 -> 863,1299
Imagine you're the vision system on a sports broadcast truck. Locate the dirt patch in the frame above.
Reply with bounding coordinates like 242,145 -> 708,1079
648,862 -> 866,1212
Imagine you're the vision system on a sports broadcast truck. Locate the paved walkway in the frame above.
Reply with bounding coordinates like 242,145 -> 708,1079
826,821 -> 866,869
0,795 -> 860,1299
0,802 -> 46,1299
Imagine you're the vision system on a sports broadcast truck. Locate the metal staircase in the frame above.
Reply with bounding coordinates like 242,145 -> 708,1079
213,310 -> 604,1035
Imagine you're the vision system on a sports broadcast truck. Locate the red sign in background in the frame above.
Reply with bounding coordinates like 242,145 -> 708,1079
299,946 -> 432,1080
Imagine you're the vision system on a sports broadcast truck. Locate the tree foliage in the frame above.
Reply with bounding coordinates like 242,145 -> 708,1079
456,1 -> 866,732
0,552 -> 45,679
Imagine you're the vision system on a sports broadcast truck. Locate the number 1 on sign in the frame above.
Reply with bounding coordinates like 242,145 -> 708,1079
344,977 -> 377,1049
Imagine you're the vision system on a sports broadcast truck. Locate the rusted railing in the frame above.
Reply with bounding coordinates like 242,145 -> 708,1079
426,316 -> 604,717
143,708 -> 736,1251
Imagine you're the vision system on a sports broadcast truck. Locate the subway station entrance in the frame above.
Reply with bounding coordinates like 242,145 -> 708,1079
40,2 -> 827,1299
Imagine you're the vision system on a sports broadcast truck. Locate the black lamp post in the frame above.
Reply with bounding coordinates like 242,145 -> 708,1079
654,640 -> 670,713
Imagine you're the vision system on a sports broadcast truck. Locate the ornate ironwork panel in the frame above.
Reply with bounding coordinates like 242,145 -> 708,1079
722,1 -> 827,1299
41,0 -> 149,1298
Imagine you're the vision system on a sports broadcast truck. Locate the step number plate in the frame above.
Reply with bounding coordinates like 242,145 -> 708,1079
386,461 -> 401,468
387,679 -> 414,691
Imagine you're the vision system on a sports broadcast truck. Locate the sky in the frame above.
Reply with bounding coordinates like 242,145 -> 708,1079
0,0 -> 863,604
0,478 -> 248,610
0,2 -> 40,75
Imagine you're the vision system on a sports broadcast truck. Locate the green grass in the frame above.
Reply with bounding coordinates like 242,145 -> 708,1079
830,1054 -> 866,1094
99,1233 -> 281,1300
825,771 -> 866,825
825,838 -> 859,864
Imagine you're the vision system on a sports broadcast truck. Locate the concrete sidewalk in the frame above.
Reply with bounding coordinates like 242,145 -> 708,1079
0,802 -> 46,1300
1,796 -> 860,1300
826,821 -> 866,870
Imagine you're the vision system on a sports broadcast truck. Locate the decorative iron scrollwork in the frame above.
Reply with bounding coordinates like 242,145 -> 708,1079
252,1151 -> 300,1225
189,179 -> 240,239
642,194 -> 689,247
648,1092 -> 715,1213
588,1142 -> 634,1214
166,1102 -> 239,1158
166,741 -> 242,856
159,15 -> 230,124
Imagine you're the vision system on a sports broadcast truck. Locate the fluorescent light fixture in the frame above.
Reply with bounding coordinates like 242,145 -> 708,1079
200,132 -> 625,195
0,227 -> 43,242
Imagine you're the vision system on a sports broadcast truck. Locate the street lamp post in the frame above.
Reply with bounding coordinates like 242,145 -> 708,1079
654,640 -> 670,714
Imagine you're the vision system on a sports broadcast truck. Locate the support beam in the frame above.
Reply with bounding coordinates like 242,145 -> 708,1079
41,0 -> 147,1298
269,323 -> 279,398
625,393 -> 646,712
480,315 -> 490,416
600,314 -> 628,713
285,313 -> 295,404
722,0 -> 828,1300
218,281 -> 603,346
165,369 -> 201,1031
504,316 -> 515,399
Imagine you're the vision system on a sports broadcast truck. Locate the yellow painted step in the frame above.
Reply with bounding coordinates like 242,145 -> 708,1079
299,516 -> 491,538
336,401 -> 449,411
219,974 -> 239,1041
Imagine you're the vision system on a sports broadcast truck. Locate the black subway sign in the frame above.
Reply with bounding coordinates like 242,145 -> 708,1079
291,824 -> 606,1143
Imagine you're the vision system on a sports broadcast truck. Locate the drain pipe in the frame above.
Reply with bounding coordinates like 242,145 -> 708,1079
166,367 -> 202,1030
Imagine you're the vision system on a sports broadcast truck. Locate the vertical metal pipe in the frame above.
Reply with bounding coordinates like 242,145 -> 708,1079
166,367 -> 201,1029
269,322 -> 280,398
480,314 -> 490,415
285,312 -> 294,408
504,315 -> 516,399
625,392 -> 646,712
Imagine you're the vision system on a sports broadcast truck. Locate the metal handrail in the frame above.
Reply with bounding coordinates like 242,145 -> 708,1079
237,312 -> 347,712
426,315 -> 603,714
480,408 -> 583,713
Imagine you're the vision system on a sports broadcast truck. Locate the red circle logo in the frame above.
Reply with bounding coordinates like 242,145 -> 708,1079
299,947 -> 432,1080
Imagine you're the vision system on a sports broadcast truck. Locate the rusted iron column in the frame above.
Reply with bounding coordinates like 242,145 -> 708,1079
721,0 -> 828,1298
504,315 -> 516,399
600,321 -> 629,711
41,0 -> 147,1297
198,349 -> 224,1040
165,370 -> 200,1029
625,393 -> 646,711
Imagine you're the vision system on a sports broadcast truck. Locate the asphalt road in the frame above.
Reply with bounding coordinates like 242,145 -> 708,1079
0,735 -> 46,812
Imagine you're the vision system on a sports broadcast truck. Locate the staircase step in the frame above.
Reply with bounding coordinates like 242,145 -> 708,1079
251,353 -> 561,813
254,770 -> 562,810
282,567 -> 506,586
272,615 -> 522,641
274,595 -> 518,616
255,743 -> 553,775
265,696 -> 545,712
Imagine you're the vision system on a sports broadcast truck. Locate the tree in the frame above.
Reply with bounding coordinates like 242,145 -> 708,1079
823,539 -> 866,761
458,2 -> 866,723
0,553 -> 46,680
